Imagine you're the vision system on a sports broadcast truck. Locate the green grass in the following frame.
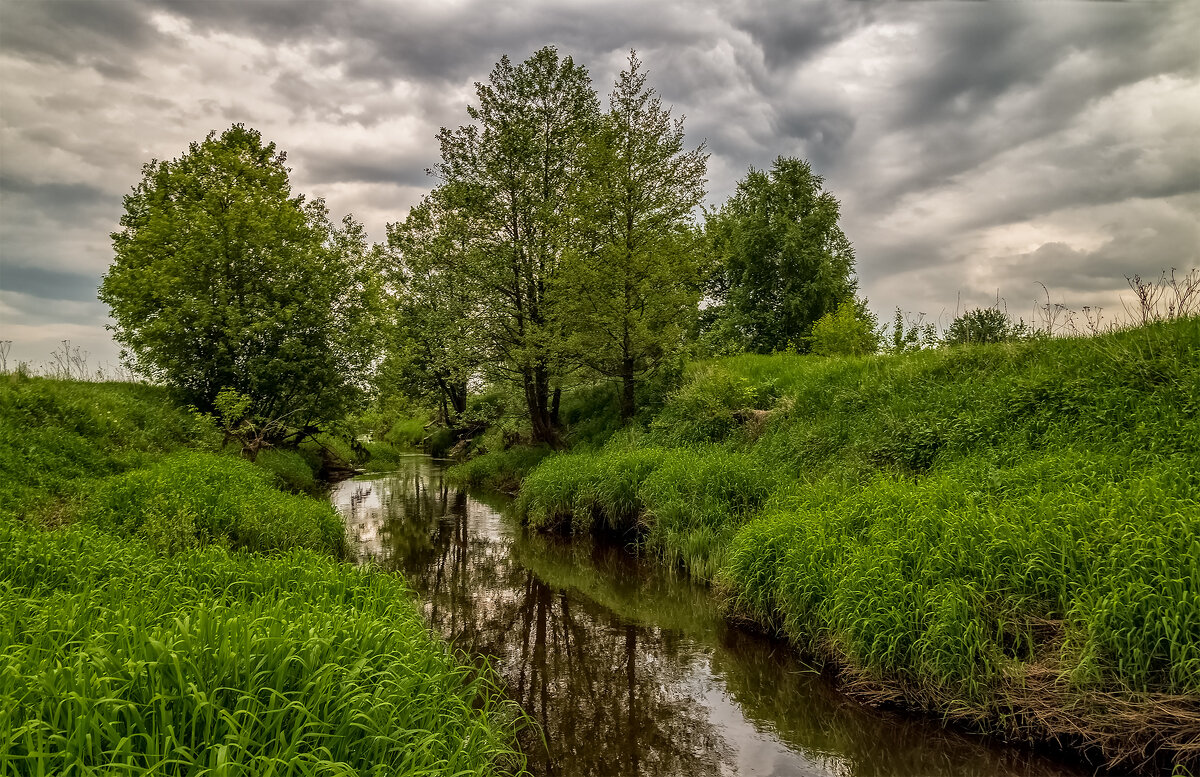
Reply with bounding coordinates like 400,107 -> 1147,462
0,376 -> 526,775
0,521 -> 524,775
513,317 -> 1200,765
253,448 -> 321,494
0,376 -> 218,520
447,446 -> 554,494
82,451 -> 347,556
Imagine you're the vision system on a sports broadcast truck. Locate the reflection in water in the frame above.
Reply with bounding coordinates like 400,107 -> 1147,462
331,456 -> 1084,777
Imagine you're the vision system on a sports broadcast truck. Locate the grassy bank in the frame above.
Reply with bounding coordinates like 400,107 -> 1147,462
0,376 -> 524,775
512,318 -> 1200,772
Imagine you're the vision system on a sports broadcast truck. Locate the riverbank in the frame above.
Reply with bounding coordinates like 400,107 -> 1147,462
335,457 -> 1090,776
463,318 -> 1200,774
0,376 -> 525,774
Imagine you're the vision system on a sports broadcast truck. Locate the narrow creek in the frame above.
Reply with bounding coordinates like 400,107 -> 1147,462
331,455 -> 1087,777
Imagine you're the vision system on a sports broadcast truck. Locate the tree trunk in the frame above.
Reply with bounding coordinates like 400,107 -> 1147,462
620,357 -> 636,423
524,365 -> 559,446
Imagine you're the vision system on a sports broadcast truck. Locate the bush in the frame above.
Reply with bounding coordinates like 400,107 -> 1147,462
808,300 -> 880,356
649,365 -> 762,445
82,451 -> 346,556
943,306 -> 1030,346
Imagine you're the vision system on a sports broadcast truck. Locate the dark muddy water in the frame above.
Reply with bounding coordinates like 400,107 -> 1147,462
331,455 -> 1086,777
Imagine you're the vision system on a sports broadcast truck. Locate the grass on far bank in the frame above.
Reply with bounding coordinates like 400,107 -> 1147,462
513,317 -> 1200,770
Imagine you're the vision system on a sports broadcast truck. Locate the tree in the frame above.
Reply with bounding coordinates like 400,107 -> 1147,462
808,299 -> 879,357
100,125 -> 379,440
381,190 -> 480,430
562,52 -> 708,422
943,306 -> 1030,346
704,156 -> 857,353
434,47 -> 600,444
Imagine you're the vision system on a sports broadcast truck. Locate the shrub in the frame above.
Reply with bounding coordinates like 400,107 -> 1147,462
808,300 -> 880,356
82,451 -> 346,556
650,365 -> 761,445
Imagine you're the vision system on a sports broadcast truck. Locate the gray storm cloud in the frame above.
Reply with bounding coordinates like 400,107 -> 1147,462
1,0 -> 1197,366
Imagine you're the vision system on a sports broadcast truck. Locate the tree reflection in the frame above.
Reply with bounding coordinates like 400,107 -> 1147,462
396,481 -> 731,776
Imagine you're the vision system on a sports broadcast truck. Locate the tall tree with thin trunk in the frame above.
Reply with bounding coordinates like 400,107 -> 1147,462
562,51 -> 707,422
434,47 -> 599,444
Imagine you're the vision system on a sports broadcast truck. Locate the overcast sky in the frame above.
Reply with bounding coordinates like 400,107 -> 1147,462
2,0 -> 1197,368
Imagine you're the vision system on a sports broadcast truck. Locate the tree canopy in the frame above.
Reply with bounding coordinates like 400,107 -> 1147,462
381,190 -> 480,430
562,52 -> 708,421
704,156 -> 857,353
99,125 -> 379,435
433,46 -> 600,444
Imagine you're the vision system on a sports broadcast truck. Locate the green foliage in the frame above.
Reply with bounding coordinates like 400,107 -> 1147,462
944,306 -> 1031,346
808,299 -> 880,356
561,52 -> 707,421
0,376 -> 218,519
381,191 -> 478,428
298,432 -> 360,476
253,447 -> 320,494
434,47 -> 600,443
883,308 -> 939,354
82,451 -> 346,556
99,124 -> 380,432
0,376 -> 524,774
723,452 -> 1200,699
704,156 -> 858,353
361,441 -> 410,472
386,415 -> 433,448
649,365 -> 762,446
519,445 -> 776,578
0,521 -> 524,775
446,446 -> 554,494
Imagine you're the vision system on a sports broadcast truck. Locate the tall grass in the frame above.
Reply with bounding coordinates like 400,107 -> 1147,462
0,521 -> 524,775
0,377 -> 526,775
447,446 -> 554,494
82,451 -> 347,556
513,317 -> 1200,767
0,377 -> 218,518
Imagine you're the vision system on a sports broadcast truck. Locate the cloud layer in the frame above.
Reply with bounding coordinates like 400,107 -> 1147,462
2,0 -> 1197,365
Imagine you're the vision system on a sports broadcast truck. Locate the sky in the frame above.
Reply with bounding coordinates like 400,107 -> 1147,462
2,0 -> 1198,369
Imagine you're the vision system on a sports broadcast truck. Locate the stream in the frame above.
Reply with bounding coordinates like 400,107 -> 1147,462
330,455 -> 1087,777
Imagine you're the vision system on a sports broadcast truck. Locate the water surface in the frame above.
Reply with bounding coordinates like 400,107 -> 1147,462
331,455 -> 1085,777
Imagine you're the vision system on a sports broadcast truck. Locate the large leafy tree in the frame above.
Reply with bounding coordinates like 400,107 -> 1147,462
381,190 -> 480,430
434,47 -> 600,445
100,125 -> 379,435
704,156 -> 857,353
563,52 -> 707,422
